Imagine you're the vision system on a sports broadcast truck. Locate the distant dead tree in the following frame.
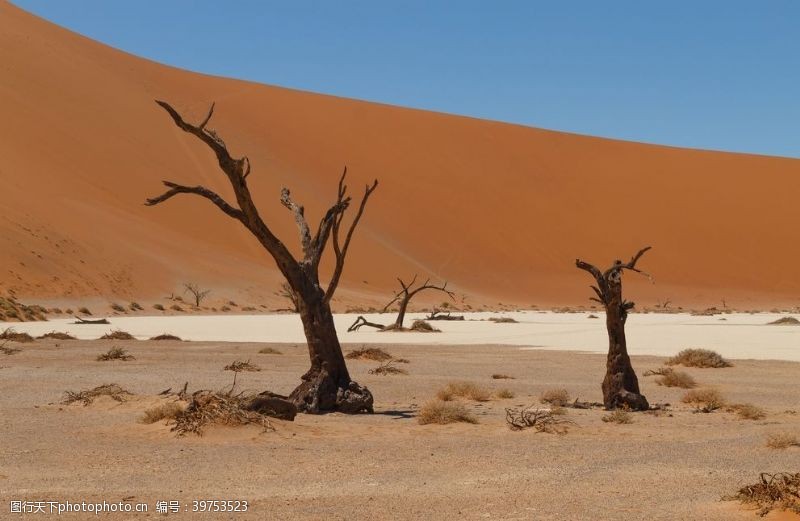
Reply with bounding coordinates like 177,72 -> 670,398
146,100 -> 377,414
348,275 -> 454,331
277,282 -> 299,313
575,247 -> 652,411
183,282 -> 211,307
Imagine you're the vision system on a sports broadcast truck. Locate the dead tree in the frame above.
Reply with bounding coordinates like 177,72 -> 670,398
575,247 -> 652,411
146,100 -> 377,414
383,275 -> 454,328
183,282 -> 211,307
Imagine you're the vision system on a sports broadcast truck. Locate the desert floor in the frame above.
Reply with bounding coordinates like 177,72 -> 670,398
1,335 -> 799,520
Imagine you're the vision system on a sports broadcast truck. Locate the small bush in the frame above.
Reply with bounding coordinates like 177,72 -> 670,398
110,303 -> 125,312
220,305 -> 231,312
682,388 -> 725,411
129,302 -> 143,311
766,432 -> 799,449
63,384 -> 131,405
410,320 -> 440,332
646,367 -> 696,388
345,347 -> 393,361
0,328 -> 35,343
369,360 -> 408,375
96,347 -> 135,361
666,349 -> 732,368
258,347 -> 283,355
436,381 -> 491,402
170,304 -> 183,312
418,400 -> 477,425
489,317 -> 518,323
492,374 -> 515,379
768,316 -> 800,326
100,330 -> 135,340
224,360 -> 261,372
78,307 -> 91,315
540,388 -> 570,406
153,304 -> 165,311
724,472 -> 800,516
37,331 -> 77,340
727,403 -> 766,420
172,390 -> 276,435
140,402 -> 184,424
150,334 -> 182,341
602,410 -> 633,424
496,389 -> 515,399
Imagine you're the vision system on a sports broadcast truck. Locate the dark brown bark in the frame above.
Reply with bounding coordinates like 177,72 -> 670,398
146,100 -> 376,414
383,275 -> 454,328
575,247 -> 652,411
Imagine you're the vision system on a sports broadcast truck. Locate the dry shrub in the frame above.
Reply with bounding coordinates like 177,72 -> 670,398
726,403 -> 766,420
96,347 -> 135,361
369,360 -> 408,376
140,401 -> 184,424
149,333 -> 182,341
436,381 -> 491,402
258,347 -> 283,355
492,374 -> 515,379
410,320 -> 440,332
418,400 -> 477,425
496,388 -> 515,399
602,410 -> 633,424
768,316 -> 800,326
645,367 -> 696,388
100,330 -> 135,340
170,304 -> 184,312
489,317 -> 518,323
63,384 -> 131,405
506,406 -> 573,433
345,346 -> 393,361
766,432 -> 799,450
0,328 -> 34,343
37,331 -> 77,340
224,359 -> 261,372
153,303 -> 165,311
77,307 -> 91,315
666,348 -> 732,368
129,302 -> 144,311
724,472 -> 800,516
682,388 -> 726,411
540,388 -> 570,406
172,390 -> 275,435
110,303 -> 125,312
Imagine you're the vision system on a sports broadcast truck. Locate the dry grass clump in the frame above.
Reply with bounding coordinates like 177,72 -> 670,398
410,319 -> 440,332
666,348 -> 732,368
224,359 -> 261,372
345,346 -> 393,361
172,390 -> 275,435
766,432 -> 799,450
682,388 -> 726,411
489,317 -> 518,323
645,367 -> 696,388
96,347 -> 135,361
492,374 -> 515,379
78,306 -> 91,315
0,327 -> 34,343
540,388 -> 571,406
436,381 -> 491,402
768,316 -> 800,326
506,406 -> 573,433
153,303 -> 165,311
100,330 -> 135,340
368,360 -> 408,375
258,347 -> 283,355
129,302 -> 144,311
37,331 -> 77,340
170,304 -> 184,312
496,388 -> 515,399
62,383 -> 131,405
726,403 -> 766,420
140,401 -> 184,424
602,410 -> 633,424
110,303 -> 126,312
418,400 -> 477,425
149,333 -> 182,341
724,472 -> 800,516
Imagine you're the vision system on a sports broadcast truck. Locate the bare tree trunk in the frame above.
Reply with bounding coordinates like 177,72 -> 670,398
146,100 -> 377,414
576,247 -> 652,411
383,275 -> 454,329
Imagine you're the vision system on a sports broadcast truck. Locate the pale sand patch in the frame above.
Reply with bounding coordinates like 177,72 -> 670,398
1,339 -> 799,520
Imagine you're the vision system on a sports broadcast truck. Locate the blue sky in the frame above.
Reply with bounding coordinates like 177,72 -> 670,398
15,1 -> 800,158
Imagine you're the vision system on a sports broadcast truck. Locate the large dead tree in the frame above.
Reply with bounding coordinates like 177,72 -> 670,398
575,247 -> 652,411
146,100 -> 377,414
383,275 -> 454,328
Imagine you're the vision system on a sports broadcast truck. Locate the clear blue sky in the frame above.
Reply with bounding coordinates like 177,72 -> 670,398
14,0 -> 800,158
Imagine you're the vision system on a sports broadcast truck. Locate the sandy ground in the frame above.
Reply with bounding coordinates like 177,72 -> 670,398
1,336 -> 798,520
4,311 -> 800,361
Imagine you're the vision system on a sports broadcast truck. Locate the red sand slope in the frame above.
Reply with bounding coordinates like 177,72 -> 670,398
2,1 -> 799,310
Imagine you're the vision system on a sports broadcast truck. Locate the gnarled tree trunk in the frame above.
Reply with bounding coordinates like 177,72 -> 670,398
576,247 -> 652,411
384,276 -> 454,329
146,100 -> 376,414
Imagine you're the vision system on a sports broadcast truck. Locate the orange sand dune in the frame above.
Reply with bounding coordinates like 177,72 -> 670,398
2,1 -> 799,310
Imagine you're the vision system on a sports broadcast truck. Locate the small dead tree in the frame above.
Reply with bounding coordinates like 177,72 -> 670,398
183,282 -> 211,307
384,275 -> 454,329
575,247 -> 652,411
146,101 -> 377,414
